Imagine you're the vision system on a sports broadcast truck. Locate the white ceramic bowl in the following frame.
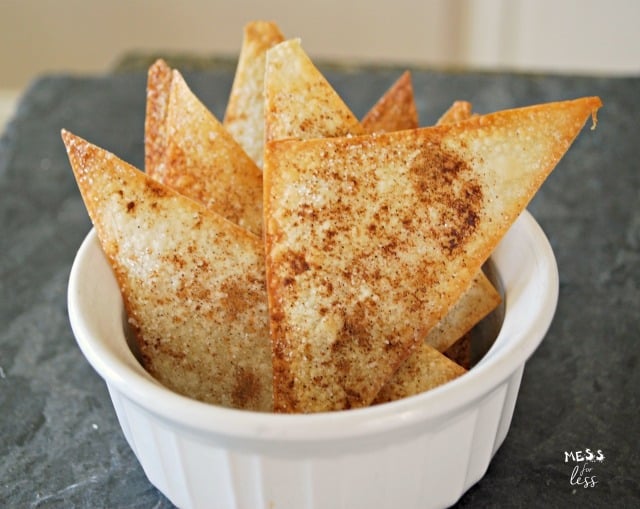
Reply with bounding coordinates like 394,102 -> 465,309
68,210 -> 558,509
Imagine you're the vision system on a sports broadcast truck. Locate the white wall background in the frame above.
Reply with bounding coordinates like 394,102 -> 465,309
0,0 -> 639,89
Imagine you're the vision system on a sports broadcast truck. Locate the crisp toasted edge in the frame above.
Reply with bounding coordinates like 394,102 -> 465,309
437,100 -> 474,125
144,59 -> 173,179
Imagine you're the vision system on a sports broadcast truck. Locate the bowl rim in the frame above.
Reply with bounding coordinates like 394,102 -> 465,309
68,210 -> 558,442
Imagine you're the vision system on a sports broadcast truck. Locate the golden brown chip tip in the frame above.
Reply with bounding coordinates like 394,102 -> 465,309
437,100 -> 474,125
361,71 -> 419,133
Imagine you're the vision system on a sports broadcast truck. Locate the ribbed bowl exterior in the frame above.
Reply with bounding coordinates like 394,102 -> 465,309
107,364 -> 524,509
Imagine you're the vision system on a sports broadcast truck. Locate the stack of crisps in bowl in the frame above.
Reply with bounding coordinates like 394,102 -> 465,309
65,20 -> 601,509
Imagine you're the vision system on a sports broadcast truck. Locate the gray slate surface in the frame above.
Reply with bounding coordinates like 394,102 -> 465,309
1,65 -> 638,508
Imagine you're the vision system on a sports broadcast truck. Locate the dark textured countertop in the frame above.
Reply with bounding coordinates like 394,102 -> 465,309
1,56 -> 638,508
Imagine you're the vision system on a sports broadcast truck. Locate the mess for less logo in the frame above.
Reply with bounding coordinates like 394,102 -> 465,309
564,449 -> 605,489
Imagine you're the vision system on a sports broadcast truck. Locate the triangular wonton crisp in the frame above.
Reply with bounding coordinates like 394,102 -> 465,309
361,70 -> 419,133
223,20 -> 285,168
264,97 -> 601,413
62,130 -> 273,411
162,70 -> 264,236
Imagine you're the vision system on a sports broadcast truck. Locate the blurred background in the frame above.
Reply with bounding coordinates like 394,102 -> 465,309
1,0 -> 639,129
